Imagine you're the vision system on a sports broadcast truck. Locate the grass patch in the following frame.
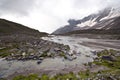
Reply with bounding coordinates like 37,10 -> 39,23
0,47 -> 12,57
59,52 -> 67,59
13,74 -> 40,80
94,49 -> 120,69
4,49 -> 120,80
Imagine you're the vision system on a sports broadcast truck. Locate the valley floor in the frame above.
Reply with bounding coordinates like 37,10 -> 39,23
42,35 -> 120,51
0,35 -> 120,79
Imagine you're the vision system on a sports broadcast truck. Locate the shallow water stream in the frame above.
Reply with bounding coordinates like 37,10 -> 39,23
1,36 -> 120,78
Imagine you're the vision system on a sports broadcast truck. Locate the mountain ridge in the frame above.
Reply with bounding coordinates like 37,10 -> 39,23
52,7 -> 120,35
0,18 -> 48,36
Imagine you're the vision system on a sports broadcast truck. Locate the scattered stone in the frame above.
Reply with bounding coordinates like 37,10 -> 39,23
54,48 -> 61,51
37,60 -> 42,64
0,36 -> 71,61
115,53 -> 120,57
22,52 -> 26,56
102,56 -> 116,61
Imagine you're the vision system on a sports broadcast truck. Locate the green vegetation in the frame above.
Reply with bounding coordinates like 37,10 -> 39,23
78,70 -> 90,79
0,78 -> 7,80
78,70 -> 102,80
91,49 -> 120,79
94,49 -> 120,69
54,72 -> 78,80
12,69 -> 120,80
12,72 -> 78,80
12,70 -> 120,80
0,47 -> 12,57
96,49 -> 118,57
0,43 -> 20,58
59,52 -> 67,59
40,50 -> 54,58
65,45 -> 70,50
97,49 -> 109,57
40,74 -> 49,80
0,41 -> 70,60
40,52 -> 48,58
13,74 -> 40,80
2,49 -> 120,80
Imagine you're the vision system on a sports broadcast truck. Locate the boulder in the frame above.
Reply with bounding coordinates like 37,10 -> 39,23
37,60 -> 42,64
54,48 -> 61,51
115,53 -> 120,57
102,56 -> 116,61
22,52 -> 26,56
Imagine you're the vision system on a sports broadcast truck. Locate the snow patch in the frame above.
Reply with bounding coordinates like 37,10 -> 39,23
100,7 -> 120,21
77,18 -> 97,27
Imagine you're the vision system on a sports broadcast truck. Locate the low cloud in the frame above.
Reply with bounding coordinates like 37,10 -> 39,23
0,0 -> 120,33
0,0 -> 36,16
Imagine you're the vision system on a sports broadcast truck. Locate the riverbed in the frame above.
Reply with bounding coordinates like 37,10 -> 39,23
0,36 -> 120,79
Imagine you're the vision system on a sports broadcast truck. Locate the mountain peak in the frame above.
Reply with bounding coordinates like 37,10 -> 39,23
53,7 -> 120,34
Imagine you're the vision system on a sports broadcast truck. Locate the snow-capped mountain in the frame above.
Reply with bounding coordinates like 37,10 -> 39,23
53,7 -> 120,34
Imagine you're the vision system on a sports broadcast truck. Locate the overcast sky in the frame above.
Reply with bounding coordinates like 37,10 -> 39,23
0,0 -> 120,33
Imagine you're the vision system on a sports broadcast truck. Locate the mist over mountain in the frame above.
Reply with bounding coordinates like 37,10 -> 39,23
1,0 -> 120,33
53,7 -> 120,35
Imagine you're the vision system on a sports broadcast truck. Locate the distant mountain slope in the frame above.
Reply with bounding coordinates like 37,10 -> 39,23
53,7 -> 120,35
0,19 -> 48,36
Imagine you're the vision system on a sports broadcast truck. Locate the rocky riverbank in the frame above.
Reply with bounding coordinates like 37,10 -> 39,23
1,49 -> 119,80
0,35 -> 94,79
1,35 -> 120,80
0,35 -> 72,61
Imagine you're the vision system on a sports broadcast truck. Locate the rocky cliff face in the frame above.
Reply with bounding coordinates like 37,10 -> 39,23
53,7 -> 120,34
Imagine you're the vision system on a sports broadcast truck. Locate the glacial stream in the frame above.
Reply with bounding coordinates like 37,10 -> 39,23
1,36 -> 120,78
42,36 -> 96,55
